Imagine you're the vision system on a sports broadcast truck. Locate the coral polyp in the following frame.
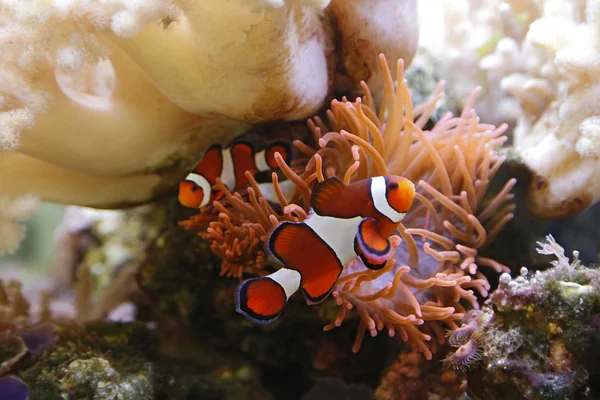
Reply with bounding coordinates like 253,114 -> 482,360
443,336 -> 483,371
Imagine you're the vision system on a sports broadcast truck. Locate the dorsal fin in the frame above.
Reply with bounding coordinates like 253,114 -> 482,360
194,144 -> 223,182
310,177 -> 346,215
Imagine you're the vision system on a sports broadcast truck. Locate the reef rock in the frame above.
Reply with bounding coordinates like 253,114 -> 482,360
451,236 -> 600,400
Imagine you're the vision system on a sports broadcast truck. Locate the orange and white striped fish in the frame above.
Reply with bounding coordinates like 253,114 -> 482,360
236,175 -> 415,324
178,141 -> 291,209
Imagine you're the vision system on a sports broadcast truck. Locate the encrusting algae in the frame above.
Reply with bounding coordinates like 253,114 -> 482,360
180,54 -> 517,359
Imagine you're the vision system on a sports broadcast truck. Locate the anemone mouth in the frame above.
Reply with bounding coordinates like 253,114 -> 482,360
55,59 -> 115,110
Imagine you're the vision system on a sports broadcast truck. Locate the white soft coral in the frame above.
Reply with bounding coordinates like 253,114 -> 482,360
0,0 -> 419,208
417,0 -> 542,126
419,0 -> 600,219
0,0 -> 177,151
510,0 -> 600,218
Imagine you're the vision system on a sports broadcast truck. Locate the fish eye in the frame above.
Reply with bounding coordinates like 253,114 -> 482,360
191,186 -> 198,192
389,182 -> 398,190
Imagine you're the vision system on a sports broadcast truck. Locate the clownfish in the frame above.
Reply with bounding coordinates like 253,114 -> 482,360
178,141 -> 291,209
236,175 -> 416,324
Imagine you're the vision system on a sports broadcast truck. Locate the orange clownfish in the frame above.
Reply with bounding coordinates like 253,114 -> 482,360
236,175 -> 416,324
178,141 -> 291,209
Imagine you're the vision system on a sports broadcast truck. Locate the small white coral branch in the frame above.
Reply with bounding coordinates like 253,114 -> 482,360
0,194 -> 39,255
535,234 -> 570,269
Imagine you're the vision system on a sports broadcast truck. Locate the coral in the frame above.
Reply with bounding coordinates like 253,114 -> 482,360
327,0 -> 419,92
443,310 -> 484,372
417,0 -> 543,126
455,235 -> 600,400
186,54 -> 516,359
403,50 -> 462,126
0,0 -> 419,208
0,195 -> 39,256
422,0 -> 600,219
505,0 -> 600,219
0,281 -> 152,399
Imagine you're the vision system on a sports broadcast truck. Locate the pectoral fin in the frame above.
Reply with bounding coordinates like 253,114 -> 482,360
354,218 -> 394,270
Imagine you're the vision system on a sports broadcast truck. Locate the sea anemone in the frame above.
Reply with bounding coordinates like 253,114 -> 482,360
181,54 -> 516,359
297,55 -> 515,358
179,170 -> 301,279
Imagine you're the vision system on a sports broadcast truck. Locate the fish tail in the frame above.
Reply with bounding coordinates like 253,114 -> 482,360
236,268 -> 301,324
